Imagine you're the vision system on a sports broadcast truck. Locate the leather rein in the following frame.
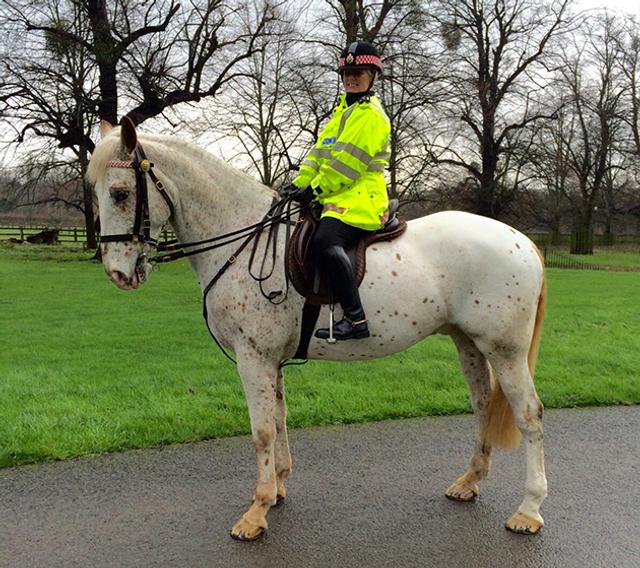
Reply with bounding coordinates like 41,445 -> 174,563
102,143 -> 306,364
102,142 -> 302,286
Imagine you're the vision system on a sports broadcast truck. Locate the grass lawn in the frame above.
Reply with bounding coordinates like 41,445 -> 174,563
1,242 -> 639,468
544,248 -> 640,270
571,249 -> 640,268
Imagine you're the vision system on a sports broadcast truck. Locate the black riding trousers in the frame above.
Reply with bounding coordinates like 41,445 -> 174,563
311,217 -> 372,318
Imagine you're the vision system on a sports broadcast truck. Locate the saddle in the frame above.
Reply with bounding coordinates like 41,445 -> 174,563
286,199 -> 407,306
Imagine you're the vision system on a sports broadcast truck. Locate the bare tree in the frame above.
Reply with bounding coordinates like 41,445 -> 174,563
323,0 -> 398,44
620,16 -> 640,158
557,13 -> 627,253
519,100 -> 576,242
0,1 -> 100,245
426,0 -> 572,219
0,0 -> 280,246
201,2 -> 312,187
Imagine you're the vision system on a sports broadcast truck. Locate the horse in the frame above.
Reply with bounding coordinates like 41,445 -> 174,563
87,119 -> 548,541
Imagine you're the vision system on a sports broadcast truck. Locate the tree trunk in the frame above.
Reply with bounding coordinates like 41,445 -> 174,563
87,0 -> 118,124
571,209 -> 594,255
78,148 -> 97,249
340,0 -> 359,43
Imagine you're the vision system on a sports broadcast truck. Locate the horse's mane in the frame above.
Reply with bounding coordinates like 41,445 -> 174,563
87,128 -> 271,196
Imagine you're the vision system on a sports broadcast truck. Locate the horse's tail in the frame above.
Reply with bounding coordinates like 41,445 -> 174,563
484,249 -> 547,449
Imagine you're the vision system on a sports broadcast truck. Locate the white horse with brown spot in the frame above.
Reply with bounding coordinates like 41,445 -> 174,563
88,120 -> 548,541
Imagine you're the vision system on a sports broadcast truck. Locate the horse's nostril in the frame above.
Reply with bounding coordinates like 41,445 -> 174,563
110,270 -> 129,287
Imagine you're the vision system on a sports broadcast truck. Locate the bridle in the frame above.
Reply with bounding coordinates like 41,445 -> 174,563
100,144 -> 175,247
99,141 -> 307,366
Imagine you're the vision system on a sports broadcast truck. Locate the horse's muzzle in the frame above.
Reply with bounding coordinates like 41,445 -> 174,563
105,252 -> 151,290
108,268 -> 140,290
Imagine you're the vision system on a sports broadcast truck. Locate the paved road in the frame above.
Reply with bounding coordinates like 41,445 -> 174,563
1,406 -> 639,568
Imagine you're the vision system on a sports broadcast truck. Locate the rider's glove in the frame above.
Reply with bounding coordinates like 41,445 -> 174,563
283,184 -> 315,206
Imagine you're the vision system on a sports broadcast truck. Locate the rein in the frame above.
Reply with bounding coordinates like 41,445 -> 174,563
104,142 -> 303,293
103,142 -> 306,365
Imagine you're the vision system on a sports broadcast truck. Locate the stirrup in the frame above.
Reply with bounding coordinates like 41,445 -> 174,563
315,313 -> 370,341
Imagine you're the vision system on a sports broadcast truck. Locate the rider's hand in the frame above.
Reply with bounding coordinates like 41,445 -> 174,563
283,184 -> 314,205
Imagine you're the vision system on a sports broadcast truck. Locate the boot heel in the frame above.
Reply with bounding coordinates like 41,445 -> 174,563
354,328 -> 370,339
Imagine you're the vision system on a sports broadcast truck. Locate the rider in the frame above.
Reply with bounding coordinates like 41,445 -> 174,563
287,40 -> 391,340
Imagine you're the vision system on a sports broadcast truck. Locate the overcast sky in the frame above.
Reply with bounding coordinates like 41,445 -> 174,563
576,0 -> 640,15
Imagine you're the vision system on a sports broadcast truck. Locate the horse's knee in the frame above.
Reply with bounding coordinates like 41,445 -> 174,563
515,399 -> 544,433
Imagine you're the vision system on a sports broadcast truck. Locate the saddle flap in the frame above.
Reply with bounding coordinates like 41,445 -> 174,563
287,201 -> 407,305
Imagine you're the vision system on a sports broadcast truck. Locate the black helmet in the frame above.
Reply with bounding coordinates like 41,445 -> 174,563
338,41 -> 383,74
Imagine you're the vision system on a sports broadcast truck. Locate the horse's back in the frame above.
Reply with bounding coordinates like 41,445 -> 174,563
404,211 -> 542,279
380,211 -> 544,336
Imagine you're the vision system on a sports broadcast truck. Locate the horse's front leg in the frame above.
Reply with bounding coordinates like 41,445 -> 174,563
230,353 -> 280,541
274,367 -> 292,504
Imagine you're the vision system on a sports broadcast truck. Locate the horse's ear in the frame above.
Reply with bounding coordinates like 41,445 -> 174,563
119,116 -> 137,153
99,120 -> 113,139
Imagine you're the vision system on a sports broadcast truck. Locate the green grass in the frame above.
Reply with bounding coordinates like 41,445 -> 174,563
1,245 -> 639,468
0,241 -> 95,262
571,249 -> 640,268
545,248 -> 640,270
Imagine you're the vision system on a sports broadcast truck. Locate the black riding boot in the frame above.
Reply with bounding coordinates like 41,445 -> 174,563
315,245 -> 370,340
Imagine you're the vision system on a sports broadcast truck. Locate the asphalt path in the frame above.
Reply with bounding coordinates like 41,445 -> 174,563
1,406 -> 639,568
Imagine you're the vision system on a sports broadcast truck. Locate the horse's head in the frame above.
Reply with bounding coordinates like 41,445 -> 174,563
88,118 -> 175,290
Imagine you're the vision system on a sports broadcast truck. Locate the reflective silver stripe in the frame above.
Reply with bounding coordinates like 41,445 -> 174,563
369,98 -> 391,127
373,151 -> 390,161
329,159 -> 360,181
310,148 -> 333,160
367,163 -> 385,172
338,105 -> 357,137
369,98 -> 384,115
333,141 -> 374,165
302,159 -> 319,171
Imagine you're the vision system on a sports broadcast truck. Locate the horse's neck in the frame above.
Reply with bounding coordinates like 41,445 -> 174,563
167,154 -> 275,283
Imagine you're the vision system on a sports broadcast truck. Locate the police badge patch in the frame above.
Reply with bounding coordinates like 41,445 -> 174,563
346,53 -> 354,64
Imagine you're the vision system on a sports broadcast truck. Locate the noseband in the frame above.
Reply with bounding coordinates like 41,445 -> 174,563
100,144 -> 175,247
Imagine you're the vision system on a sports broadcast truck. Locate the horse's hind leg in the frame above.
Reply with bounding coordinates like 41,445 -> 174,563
490,352 -> 547,534
445,329 -> 493,502
230,353 -> 279,541
274,367 -> 292,504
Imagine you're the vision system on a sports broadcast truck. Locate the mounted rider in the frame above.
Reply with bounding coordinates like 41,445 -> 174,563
287,40 -> 391,341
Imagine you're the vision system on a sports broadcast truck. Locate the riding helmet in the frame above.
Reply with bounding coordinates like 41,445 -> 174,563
338,41 -> 383,74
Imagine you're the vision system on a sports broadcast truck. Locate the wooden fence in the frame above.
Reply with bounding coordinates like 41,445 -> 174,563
1,225 -> 638,271
0,225 -> 175,244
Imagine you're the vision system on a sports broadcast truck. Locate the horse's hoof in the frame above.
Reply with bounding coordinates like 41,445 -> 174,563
273,493 -> 286,507
445,478 -> 479,502
230,516 -> 267,541
505,511 -> 543,535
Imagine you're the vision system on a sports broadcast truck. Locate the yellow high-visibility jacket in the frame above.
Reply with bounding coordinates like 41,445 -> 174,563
293,93 -> 391,231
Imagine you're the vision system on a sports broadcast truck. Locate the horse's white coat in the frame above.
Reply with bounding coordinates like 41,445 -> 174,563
89,125 -> 548,540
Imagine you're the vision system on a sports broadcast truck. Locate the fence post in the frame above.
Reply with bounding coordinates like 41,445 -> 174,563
20,226 -> 24,240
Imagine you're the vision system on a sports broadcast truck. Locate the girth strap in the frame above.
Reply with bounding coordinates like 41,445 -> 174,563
292,302 -> 322,360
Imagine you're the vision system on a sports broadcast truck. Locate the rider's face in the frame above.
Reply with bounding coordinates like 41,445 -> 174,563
342,68 -> 374,93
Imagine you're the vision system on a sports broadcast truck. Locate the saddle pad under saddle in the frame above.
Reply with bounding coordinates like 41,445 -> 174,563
286,205 -> 407,305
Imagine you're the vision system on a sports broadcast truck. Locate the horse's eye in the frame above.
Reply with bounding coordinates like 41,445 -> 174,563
112,190 -> 129,203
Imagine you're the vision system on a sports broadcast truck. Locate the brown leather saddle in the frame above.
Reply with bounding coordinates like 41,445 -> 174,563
286,199 -> 407,305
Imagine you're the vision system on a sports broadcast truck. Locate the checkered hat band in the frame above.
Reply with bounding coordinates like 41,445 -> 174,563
107,160 -> 134,169
338,55 -> 382,68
